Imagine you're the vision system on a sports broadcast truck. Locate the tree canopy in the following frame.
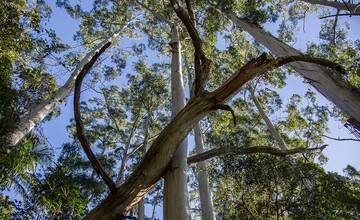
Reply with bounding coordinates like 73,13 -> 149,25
0,0 -> 359,219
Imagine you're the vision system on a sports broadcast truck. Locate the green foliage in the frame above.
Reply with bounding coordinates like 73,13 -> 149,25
1,0 -> 359,219
210,154 -> 360,219
0,195 -> 13,219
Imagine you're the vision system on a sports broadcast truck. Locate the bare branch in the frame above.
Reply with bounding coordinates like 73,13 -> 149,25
331,9 -> 340,45
319,12 -> 360,19
73,41 -> 117,194
323,134 -> 360,142
187,145 -> 327,164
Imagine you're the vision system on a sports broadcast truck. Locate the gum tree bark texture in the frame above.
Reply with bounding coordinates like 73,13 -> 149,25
163,25 -> 191,220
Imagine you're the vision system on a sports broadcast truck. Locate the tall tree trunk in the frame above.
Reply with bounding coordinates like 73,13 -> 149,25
249,86 -> 287,150
138,117 -> 150,220
193,124 -> 216,220
163,24 -> 191,220
7,31 -> 121,148
222,9 -> 360,125
187,64 -> 215,220
138,200 -> 145,220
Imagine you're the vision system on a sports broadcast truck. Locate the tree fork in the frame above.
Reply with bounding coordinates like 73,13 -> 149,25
83,55 -> 346,219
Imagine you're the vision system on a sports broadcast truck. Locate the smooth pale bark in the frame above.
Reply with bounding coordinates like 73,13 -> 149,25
7,31 -> 121,148
163,25 -> 191,220
187,64 -> 215,220
301,0 -> 360,12
223,9 -> 360,124
249,86 -> 287,150
193,124 -> 215,220
138,117 -> 150,220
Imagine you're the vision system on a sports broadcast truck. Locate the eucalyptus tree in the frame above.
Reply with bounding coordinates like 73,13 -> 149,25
4,0 -> 139,149
211,0 -> 360,127
78,2 -> 348,220
0,0 -> 64,149
2,0 -> 360,219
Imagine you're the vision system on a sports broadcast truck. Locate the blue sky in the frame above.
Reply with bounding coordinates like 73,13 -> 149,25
37,1 -> 360,218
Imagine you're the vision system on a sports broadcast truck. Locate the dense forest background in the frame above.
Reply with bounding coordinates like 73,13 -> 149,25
0,0 -> 360,219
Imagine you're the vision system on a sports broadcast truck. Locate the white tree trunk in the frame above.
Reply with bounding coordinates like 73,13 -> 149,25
187,62 -> 215,220
138,117 -> 150,220
249,86 -> 287,150
7,31 -> 121,148
224,10 -> 360,125
163,25 -> 191,220
193,124 -> 216,220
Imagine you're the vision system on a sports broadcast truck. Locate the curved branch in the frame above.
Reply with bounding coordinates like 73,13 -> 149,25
187,145 -> 327,164
73,41 -> 117,194
211,104 -> 236,126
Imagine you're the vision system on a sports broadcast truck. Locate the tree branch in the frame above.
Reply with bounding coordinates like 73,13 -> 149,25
73,41 -> 117,194
211,104 -> 236,126
331,9 -> 340,45
301,0 -> 360,12
170,0 -> 214,95
187,145 -> 327,164
212,53 -> 347,102
185,0 -> 196,27
323,134 -> 360,142
319,12 -> 360,19
83,52 -> 347,219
